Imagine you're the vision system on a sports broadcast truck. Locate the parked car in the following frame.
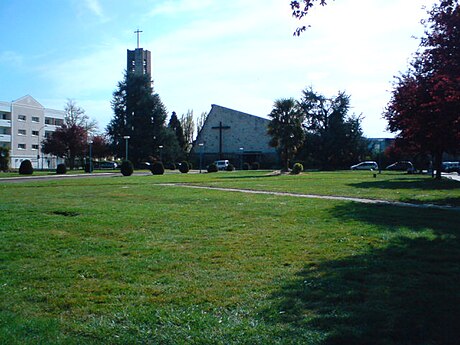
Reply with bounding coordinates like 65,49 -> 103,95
350,161 -> 378,170
215,160 -> 229,171
442,161 -> 460,173
386,161 -> 415,173
95,161 -> 118,169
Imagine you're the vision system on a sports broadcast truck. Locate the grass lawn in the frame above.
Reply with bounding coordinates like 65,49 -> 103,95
1,172 -> 459,344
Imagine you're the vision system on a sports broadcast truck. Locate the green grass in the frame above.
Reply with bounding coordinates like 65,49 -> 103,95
0,172 -> 459,344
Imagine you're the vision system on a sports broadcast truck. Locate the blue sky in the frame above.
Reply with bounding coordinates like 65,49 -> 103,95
0,0 -> 438,137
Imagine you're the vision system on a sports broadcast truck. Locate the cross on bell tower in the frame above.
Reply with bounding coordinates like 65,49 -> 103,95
127,29 -> 151,76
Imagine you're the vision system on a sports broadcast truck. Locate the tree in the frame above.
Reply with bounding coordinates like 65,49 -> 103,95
180,110 -> 195,152
168,111 -> 186,151
64,99 -> 98,136
91,135 -> 111,159
267,98 -> 305,171
384,0 -> 460,179
298,87 -> 368,169
291,0 -> 330,35
196,111 -> 207,136
42,124 -> 87,170
0,147 -> 9,172
107,72 -> 169,166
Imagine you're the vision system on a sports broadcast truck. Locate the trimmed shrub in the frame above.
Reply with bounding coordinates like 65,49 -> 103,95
151,162 -> 165,175
168,162 -> 176,170
120,160 -> 134,176
226,163 -> 235,171
84,162 -> 93,173
251,162 -> 260,170
19,160 -> 33,175
292,162 -> 304,175
56,164 -> 67,174
179,161 -> 190,174
207,163 -> 218,173
243,162 -> 250,170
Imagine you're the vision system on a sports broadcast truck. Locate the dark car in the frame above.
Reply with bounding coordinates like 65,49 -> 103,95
386,161 -> 415,173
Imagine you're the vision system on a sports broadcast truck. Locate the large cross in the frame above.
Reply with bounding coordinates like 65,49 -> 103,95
134,29 -> 143,48
212,121 -> 230,159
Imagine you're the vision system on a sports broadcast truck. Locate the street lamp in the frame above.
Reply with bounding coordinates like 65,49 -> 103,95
123,136 -> 130,161
377,139 -> 384,174
198,143 -> 204,173
159,145 -> 164,162
89,140 -> 93,173
239,147 -> 244,170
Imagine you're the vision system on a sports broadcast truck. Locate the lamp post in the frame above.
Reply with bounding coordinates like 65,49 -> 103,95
239,147 -> 244,170
89,140 -> 93,173
123,136 -> 130,161
198,143 -> 204,173
159,145 -> 164,162
377,139 -> 384,174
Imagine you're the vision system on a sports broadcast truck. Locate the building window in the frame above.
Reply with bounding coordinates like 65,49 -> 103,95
55,119 -> 64,126
32,144 -> 39,150
32,130 -> 39,136
18,129 -> 26,135
32,116 -> 40,123
18,143 -> 26,150
18,115 -> 26,121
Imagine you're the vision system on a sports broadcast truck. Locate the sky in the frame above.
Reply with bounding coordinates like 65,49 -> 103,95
0,0 -> 440,138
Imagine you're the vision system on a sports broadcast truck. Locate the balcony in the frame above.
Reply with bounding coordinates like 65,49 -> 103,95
0,119 -> 11,127
0,134 -> 11,142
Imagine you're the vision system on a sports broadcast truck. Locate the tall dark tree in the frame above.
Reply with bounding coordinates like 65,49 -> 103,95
267,98 -> 305,171
168,111 -> 186,151
42,124 -> 87,170
384,0 -> 460,179
298,87 -> 368,169
107,72 -> 169,166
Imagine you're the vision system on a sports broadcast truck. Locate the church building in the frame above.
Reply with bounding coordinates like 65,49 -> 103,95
192,105 -> 278,168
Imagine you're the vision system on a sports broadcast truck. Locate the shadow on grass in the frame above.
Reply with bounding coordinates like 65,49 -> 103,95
263,203 -> 460,344
348,176 -> 459,191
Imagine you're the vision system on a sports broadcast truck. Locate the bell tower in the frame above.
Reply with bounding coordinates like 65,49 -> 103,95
127,29 -> 151,76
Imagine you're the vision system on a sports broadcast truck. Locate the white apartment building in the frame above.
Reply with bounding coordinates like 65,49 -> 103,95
0,95 -> 65,169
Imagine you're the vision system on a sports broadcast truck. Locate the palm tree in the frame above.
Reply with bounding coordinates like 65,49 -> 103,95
267,98 -> 305,171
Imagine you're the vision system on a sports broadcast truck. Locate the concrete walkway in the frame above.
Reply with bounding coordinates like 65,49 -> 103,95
158,183 -> 460,212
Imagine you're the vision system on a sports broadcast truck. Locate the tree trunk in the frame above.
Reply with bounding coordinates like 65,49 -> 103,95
433,150 -> 443,180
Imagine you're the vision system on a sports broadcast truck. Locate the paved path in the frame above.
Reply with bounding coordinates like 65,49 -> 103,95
158,183 -> 460,212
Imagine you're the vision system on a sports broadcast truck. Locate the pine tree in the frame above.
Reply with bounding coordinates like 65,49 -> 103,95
107,72 -> 168,166
168,111 -> 186,151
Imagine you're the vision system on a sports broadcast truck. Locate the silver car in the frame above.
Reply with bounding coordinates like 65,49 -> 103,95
351,161 -> 378,170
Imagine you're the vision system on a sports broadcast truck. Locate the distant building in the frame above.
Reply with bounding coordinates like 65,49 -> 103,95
0,95 -> 65,169
191,104 -> 278,168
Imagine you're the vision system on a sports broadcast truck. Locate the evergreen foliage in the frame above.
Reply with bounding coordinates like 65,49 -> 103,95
267,98 -> 305,172
107,72 -> 170,166
179,161 -> 190,173
207,163 -> 218,173
56,163 -> 67,174
292,162 -> 304,174
298,88 -> 368,170
120,160 -> 134,176
151,162 -> 165,175
0,147 -> 9,172
168,112 -> 186,152
19,160 -> 33,175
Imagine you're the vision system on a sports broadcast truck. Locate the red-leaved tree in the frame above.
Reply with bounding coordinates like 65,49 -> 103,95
385,0 -> 460,179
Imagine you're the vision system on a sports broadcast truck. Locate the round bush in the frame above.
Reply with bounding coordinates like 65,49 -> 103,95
242,162 -> 250,170
251,162 -> 260,170
19,160 -> 33,175
168,162 -> 176,170
207,163 -> 218,173
56,163 -> 67,174
151,162 -> 165,175
84,162 -> 93,173
120,160 -> 134,176
179,161 -> 189,174
226,163 -> 235,171
292,162 -> 304,175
